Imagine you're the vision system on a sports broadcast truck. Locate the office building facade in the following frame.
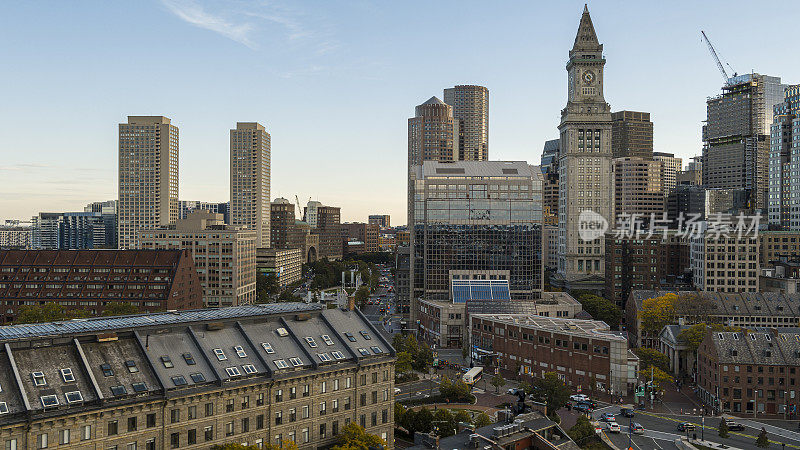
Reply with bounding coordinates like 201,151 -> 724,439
230,122 -> 271,248
541,139 -> 560,226
611,111 -> 653,159
257,248 -> 303,288
612,157 -> 664,227
443,85 -> 489,161
341,223 -> 379,255
118,116 -> 179,249
768,84 -> 800,229
653,152 -> 682,196
368,215 -> 391,229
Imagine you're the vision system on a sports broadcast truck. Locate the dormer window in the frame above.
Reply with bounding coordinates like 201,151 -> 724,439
225,367 -> 241,377
171,375 -> 187,386
289,357 -> 303,367
360,331 -> 372,340
161,356 -> 173,368
65,391 -> 83,404
132,382 -> 147,393
234,346 -> 247,358
31,372 -> 46,386
331,351 -> 345,360
358,348 -> 370,356
261,342 -> 275,354
321,335 -> 334,346
0,402 -> 8,414
100,364 -> 113,377
317,353 -> 332,362
305,337 -> 318,348
242,364 -> 257,375
125,360 -> 139,373
182,353 -> 196,365
40,395 -> 59,408
213,349 -> 227,361
60,368 -> 75,383
274,359 -> 289,369
344,332 -> 356,342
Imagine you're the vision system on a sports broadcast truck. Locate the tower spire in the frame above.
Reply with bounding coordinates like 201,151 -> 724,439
572,4 -> 601,53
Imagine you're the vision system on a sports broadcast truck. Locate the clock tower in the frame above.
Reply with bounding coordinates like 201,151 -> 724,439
555,5 -> 613,291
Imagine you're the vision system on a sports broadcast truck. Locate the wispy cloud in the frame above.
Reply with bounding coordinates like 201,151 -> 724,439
161,0 -> 257,49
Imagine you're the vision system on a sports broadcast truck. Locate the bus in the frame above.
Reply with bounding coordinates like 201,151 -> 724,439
462,367 -> 483,385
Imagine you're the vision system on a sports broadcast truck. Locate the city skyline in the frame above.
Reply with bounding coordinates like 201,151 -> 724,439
2,1 -> 800,225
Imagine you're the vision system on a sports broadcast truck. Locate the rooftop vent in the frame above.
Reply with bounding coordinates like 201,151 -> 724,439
436,168 -> 466,174
206,322 -> 224,331
96,332 -> 118,342
295,313 -> 311,321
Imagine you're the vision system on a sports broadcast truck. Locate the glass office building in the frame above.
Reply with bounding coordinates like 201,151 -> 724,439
409,161 -> 543,322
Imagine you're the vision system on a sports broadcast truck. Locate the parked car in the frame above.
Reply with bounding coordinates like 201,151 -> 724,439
605,422 -> 621,433
620,407 -> 635,418
570,394 -> 589,402
573,403 -> 591,413
631,422 -> 644,435
599,413 -> 616,423
724,419 -> 745,431
677,422 -> 695,431
578,400 -> 597,409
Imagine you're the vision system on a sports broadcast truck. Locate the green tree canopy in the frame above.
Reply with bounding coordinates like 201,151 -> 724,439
101,302 -> 140,317
332,423 -> 386,450
433,409 -> 457,437
14,303 -> 90,324
396,352 -> 413,374
756,427 -> 769,448
638,293 -> 678,335
473,412 -> 492,428
573,292 -> 622,329
453,409 -> 471,424
491,374 -> 505,393
530,372 -> 570,419
633,348 -> 670,373
354,286 -> 370,309
567,415 -> 596,444
718,420 -> 729,438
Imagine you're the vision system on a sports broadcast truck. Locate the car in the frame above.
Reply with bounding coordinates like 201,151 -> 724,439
631,422 -> 644,435
620,407 -> 635,418
599,413 -> 616,423
677,422 -> 695,432
570,394 -> 589,402
724,419 -> 744,431
578,400 -> 597,409
394,388 -> 401,395
573,403 -> 591,413
605,422 -> 621,433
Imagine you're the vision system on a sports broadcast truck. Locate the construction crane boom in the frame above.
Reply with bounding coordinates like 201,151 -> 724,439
701,30 -> 729,82
295,195 -> 303,219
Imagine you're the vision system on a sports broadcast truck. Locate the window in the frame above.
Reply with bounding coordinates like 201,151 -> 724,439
40,395 -> 58,408
332,351 -> 345,360
225,421 -> 234,436
204,426 -> 214,441
81,425 -> 91,441
188,405 -> 197,420
182,353 -> 196,365
65,391 -> 83,404
302,428 -> 309,443
243,364 -> 258,375
171,408 -> 180,423
171,375 -> 187,386
320,401 -> 327,415
205,403 -> 214,417
276,327 -> 289,337
274,359 -> 289,369
344,332 -> 357,342
371,346 -> 383,354
290,387 -> 297,399
234,345 -> 247,358
321,381 -> 327,393
261,342 -> 275,354
257,393 -> 265,406
60,368 -> 75,382
108,420 -> 119,436
289,407 -> 296,422
302,405 -> 309,418
275,389 -> 283,402
321,335 -> 334,345
100,364 -> 114,377
358,348 -> 370,356
303,384 -> 309,397
318,353 -> 332,362
226,399 -> 234,413
256,414 -> 264,429
242,396 -> 250,409
146,440 -> 155,450
190,372 -> 206,383
0,402 -> 8,414
32,372 -> 46,386
289,357 -> 303,367
213,349 -> 227,361
305,337 -> 318,348
58,429 -> 69,445
160,356 -> 174,368
225,367 -> 241,377
275,410 -> 283,425
37,433 -> 47,449
132,382 -> 147,393
187,429 -> 196,445
4,439 -> 16,450
147,413 -> 156,428
360,331 -> 372,340
170,432 -> 179,449
241,417 -> 249,433
127,416 -> 137,432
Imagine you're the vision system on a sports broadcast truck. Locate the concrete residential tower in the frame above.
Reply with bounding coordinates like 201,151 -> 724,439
444,85 -> 489,161
554,6 -> 613,292
230,122 -> 271,248
117,116 -> 179,249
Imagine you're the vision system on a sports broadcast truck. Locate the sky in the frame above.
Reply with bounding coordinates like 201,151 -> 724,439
1,0 -> 799,226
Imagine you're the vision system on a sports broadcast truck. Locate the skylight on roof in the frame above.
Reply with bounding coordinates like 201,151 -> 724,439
242,364 -> 257,375
61,368 -> 75,383
289,357 -> 303,367
183,353 -> 196,365
213,349 -> 227,361
31,371 -> 46,386
41,395 -> 59,408
225,367 -> 241,377
331,351 -> 345,360
110,385 -> 127,397
371,346 -> 383,354
317,353 -> 332,362
305,337 -> 318,348
276,327 -> 289,337
171,375 -> 187,386
358,348 -> 370,356
190,373 -> 205,383
360,331 -> 372,340
0,402 -> 8,414
344,332 -> 356,342
234,345 -> 247,358
261,342 -> 275,354
132,382 -> 147,393
100,364 -> 113,377
161,356 -> 173,368
65,391 -> 83,404
125,360 -> 139,373
274,359 -> 289,369
321,335 -> 334,345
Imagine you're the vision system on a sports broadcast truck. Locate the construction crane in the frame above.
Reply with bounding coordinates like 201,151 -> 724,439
295,195 -> 303,219
701,30 -> 737,83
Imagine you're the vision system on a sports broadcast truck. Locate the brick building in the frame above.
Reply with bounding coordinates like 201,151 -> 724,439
341,223 -> 379,255
0,303 -> 395,450
0,249 -> 202,324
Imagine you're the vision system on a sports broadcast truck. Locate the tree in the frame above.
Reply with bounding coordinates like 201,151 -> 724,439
396,352 -> 413,375
633,348 -> 670,373
718,420 -> 729,438
414,342 -> 434,372
332,423 -> 387,450
256,271 -> 279,302
567,415 -> 596,445
639,293 -> 678,335
101,302 -> 140,317
433,409 -> 456,437
679,322 -> 708,353
453,409 -> 471,425
411,408 -> 434,434
530,372 -> 570,420
573,292 -> 622,329
473,412 -> 492,428
491,374 -> 505,393
354,286 -> 370,309
638,366 -> 671,390
756,427 -> 769,448
278,289 -> 301,302
439,376 -> 453,398
15,303 -> 68,324
394,403 -> 406,426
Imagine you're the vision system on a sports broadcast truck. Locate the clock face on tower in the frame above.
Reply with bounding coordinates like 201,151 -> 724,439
582,70 -> 595,84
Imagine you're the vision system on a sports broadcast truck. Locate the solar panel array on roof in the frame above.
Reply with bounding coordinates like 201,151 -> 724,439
0,303 -> 323,342
452,279 -> 511,304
